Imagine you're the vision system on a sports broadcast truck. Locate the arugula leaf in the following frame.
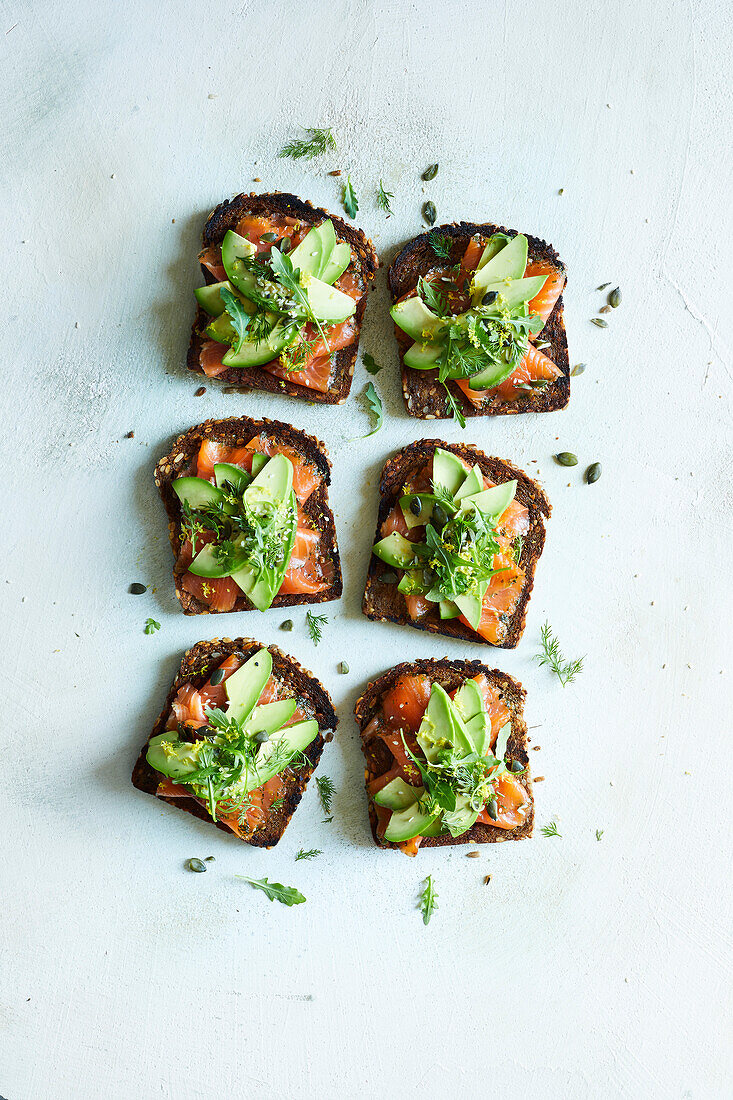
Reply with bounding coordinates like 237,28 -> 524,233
441,382 -> 466,428
362,352 -> 382,375
376,179 -> 393,215
306,610 -> 328,646
236,876 -> 306,905
268,246 -> 330,352
343,176 -> 359,218
279,126 -> 336,160
535,621 -> 584,687
364,382 -> 383,435
144,618 -> 160,634
419,875 -> 438,925
219,287 -> 251,353
417,275 -> 447,318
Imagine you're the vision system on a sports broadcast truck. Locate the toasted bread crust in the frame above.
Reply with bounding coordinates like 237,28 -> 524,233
388,220 -> 569,419
131,637 -> 337,847
187,191 -> 378,404
154,416 -> 342,615
361,440 -> 550,648
354,658 -> 533,850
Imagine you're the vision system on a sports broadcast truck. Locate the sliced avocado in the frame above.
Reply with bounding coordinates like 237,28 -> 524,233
220,230 -> 257,284
302,274 -> 356,323
466,358 -> 517,391
403,341 -> 442,370
476,232 -> 512,271
242,698 -> 297,737
478,274 -> 547,314
397,569 -> 429,596
250,452 -> 268,477
465,713 -> 493,758
432,447 -> 468,498
172,477 -> 226,509
288,225 -> 324,278
205,312 -> 236,345
245,452 -> 292,507
453,583 -> 488,631
458,480 -> 517,520
232,491 -> 297,611
195,280 -> 239,317
373,777 -> 423,811
439,599 -> 460,619
316,220 -> 337,278
399,492 -> 435,530
188,543 -> 245,579
224,648 -> 273,725
442,794 -> 479,837
472,233 -> 528,301
373,532 -> 418,569
321,240 -> 351,285
214,462 -> 250,492
250,718 -> 319,787
453,463 -> 483,502
495,721 -> 512,762
221,319 -> 298,368
384,800 -> 440,844
391,296 -> 443,342
453,679 -> 492,756
145,732 -> 202,781
417,683 -> 474,762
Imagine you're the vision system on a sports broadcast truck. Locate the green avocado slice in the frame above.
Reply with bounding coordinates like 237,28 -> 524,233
453,463 -> 483,501
453,582 -> 488,631
458,481 -> 517,521
384,800 -> 441,844
391,296 -> 443,342
220,230 -> 257,284
188,544 -> 246,579
250,719 -> 319,787
194,280 -> 242,317
230,489 -> 297,611
302,274 -> 356,323
242,698 -> 297,737
214,462 -> 250,492
221,320 -> 299,368
321,240 -> 352,285
171,477 -> 226,509
372,532 -> 418,569
472,233 -> 528,299
146,732 -> 202,781
403,341 -> 442,370
373,777 -> 423,811
224,648 -> 273,725
476,232 -> 512,271
288,225 -> 324,278
432,447 -> 468,497
416,683 -> 474,762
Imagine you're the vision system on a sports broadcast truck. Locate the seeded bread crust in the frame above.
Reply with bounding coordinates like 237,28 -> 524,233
388,221 -> 569,419
154,416 -> 342,615
131,637 -> 337,847
354,658 -> 533,850
187,191 -> 378,404
361,439 -> 550,649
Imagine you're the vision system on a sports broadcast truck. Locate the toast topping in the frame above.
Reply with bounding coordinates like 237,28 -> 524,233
372,447 -> 529,645
196,217 -> 364,394
368,672 -> 529,854
173,434 -> 332,612
392,232 -> 565,421
147,648 -> 318,839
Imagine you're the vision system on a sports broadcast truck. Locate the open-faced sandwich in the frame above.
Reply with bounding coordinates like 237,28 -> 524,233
189,192 -> 378,403
155,417 -> 341,615
132,639 -> 337,846
389,221 -> 568,422
355,659 -> 532,855
363,441 -> 550,648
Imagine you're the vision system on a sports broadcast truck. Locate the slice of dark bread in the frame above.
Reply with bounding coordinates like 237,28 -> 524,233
155,416 -> 342,615
362,439 -> 550,649
389,220 -> 569,419
131,637 -> 337,847
187,191 -> 378,404
355,658 -> 533,850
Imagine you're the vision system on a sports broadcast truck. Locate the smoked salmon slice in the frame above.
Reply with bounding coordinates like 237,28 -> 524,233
524,260 -> 565,325
381,674 -> 432,734
476,771 -> 529,830
199,340 -> 229,378
494,342 -> 563,401
180,572 -> 239,613
198,247 -> 227,282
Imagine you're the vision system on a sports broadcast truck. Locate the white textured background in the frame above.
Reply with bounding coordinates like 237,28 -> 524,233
1,1 -> 731,1097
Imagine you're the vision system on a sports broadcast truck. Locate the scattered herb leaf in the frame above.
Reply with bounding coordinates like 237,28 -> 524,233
442,382 -> 466,428
362,352 -> 382,375
535,621 -> 584,687
428,232 -> 453,260
316,775 -> 335,816
295,848 -> 322,861
306,610 -> 328,646
364,381 -> 383,435
343,175 -> 359,218
144,618 -> 161,634
419,875 -> 438,924
269,797 -> 286,812
376,179 -> 393,215
596,829 -> 604,841
571,363 -> 586,376
235,876 -> 306,906
541,821 -> 562,838
279,126 -> 336,160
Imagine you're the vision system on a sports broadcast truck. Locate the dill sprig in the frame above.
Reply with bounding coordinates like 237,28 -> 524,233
305,610 -> 328,646
541,821 -> 562,838
595,829 -> 604,841
295,848 -> 322,861
278,126 -> 336,160
535,621 -> 584,686
419,875 -> 438,925
376,179 -> 394,215
315,775 -> 335,816
428,232 -> 453,260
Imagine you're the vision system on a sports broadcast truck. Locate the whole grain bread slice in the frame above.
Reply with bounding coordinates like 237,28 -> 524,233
155,416 -> 342,615
354,658 -> 533,850
361,439 -> 550,648
389,220 -> 569,419
188,191 -> 378,404
131,637 -> 337,847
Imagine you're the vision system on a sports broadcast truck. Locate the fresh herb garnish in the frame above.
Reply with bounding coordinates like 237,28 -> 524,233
269,797 -> 286,812
376,179 -> 393,215
541,821 -> 562,838
144,618 -> 160,634
362,352 -> 382,375
219,287 -> 252,354
279,126 -> 336,160
595,829 -> 604,841
419,875 -> 438,924
316,775 -> 335,816
268,245 -> 331,352
235,876 -> 306,906
429,232 -> 453,260
343,175 -> 359,218
295,848 -> 322,861
306,610 -> 328,645
442,383 -> 466,428
535,621 -> 584,687
417,275 -> 448,318
364,381 -> 383,435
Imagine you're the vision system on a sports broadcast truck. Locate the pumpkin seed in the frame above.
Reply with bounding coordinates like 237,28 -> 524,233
555,452 -> 578,467
591,317 -> 608,328
432,504 -> 448,528
381,571 -> 398,584
204,856 -> 216,862
338,661 -> 349,675
599,305 -> 612,314
186,858 -> 207,873
422,163 -> 439,181
209,667 -> 225,686
280,619 -> 294,631
535,339 -> 551,350
280,236 -> 292,252
487,798 -> 498,821
510,760 -> 525,773
557,187 -> 564,195
409,496 -> 423,516
423,201 -> 436,225
129,582 -> 147,595
596,282 -> 611,291
484,290 -> 498,305
609,286 -> 621,308
571,363 -> 586,376
586,462 -> 602,484
253,730 -> 269,744
260,231 -> 278,242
